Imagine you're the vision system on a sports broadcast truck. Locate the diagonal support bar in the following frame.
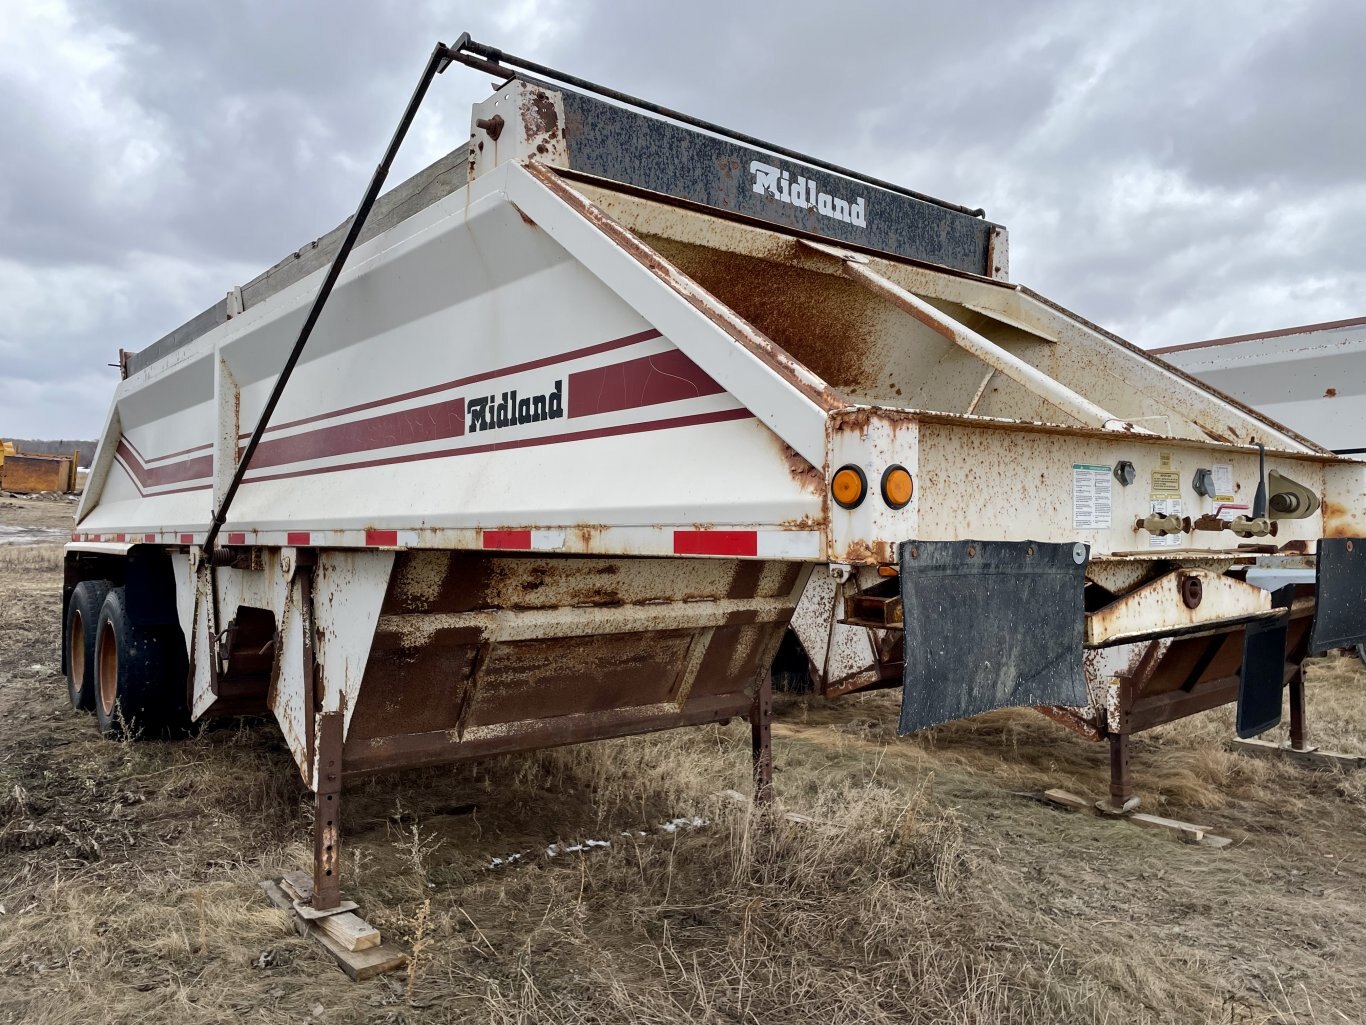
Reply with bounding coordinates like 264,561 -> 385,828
204,37 -> 464,552
801,239 -> 1144,433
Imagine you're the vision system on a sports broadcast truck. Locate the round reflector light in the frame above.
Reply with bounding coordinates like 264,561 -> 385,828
831,464 -> 867,509
881,465 -> 914,509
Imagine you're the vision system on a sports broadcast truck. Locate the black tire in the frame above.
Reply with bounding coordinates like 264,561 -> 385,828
1357,643 -> 1366,666
771,627 -> 815,694
65,580 -> 111,712
92,587 -> 191,739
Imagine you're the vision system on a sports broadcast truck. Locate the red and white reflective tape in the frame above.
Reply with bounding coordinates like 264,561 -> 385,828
482,529 -> 566,551
68,527 -> 823,559
672,529 -> 821,558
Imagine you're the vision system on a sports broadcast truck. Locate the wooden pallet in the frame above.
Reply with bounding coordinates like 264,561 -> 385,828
259,877 -> 407,981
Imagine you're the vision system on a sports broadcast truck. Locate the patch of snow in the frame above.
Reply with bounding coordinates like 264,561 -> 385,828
658,816 -> 707,833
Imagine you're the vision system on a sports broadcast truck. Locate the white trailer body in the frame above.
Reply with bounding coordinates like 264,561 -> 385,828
61,40 -> 1366,910
1154,317 -> 1366,456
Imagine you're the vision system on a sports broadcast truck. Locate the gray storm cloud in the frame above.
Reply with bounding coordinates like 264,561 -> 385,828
1,0 -> 1361,435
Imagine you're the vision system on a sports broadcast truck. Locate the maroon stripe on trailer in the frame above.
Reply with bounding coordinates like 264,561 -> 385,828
143,533 -> 155,543
116,441 -> 213,490
483,529 -> 532,550
113,534 -> 126,542
180,533 -> 194,544
244,396 -> 466,471
125,437 -> 213,462
673,530 -> 758,557
227,532 -> 246,545
365,529 -> 398,546
249,328 -> 665,437
121,328 -> 670,487
286,531 -> 311,546
568,349 -> 725,418
114,453 -> 213,498
240,408 -> 755,486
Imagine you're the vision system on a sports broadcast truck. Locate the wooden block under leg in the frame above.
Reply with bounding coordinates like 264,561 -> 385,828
293,899 -> 359,921
316,911 -> 381,952
280,870 -> 313,903
258,880 -> 406,981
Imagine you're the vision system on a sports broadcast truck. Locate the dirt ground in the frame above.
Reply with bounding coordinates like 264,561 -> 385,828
3,494 -> 1366,1024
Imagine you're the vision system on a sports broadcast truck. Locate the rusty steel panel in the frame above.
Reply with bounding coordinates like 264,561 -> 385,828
1084,568 -> 1274,647
342,551 -> 806,773
342,696 -> 743,776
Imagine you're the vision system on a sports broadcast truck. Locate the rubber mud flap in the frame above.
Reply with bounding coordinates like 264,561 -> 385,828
897,539 -> 1089,735
1236,585 -> 1294,739
1310,537 -> 1366,653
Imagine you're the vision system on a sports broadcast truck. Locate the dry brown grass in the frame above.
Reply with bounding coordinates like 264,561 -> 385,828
2,494 -> 1365,1023
0,544 -> 64,571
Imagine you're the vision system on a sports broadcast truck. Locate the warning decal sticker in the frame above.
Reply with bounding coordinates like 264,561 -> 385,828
1073,464 -> 1112,530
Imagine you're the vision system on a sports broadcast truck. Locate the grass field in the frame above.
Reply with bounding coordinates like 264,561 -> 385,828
3,495 -> 1365,1023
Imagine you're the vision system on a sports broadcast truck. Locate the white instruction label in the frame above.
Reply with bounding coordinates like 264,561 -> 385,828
1148,498 -> 1184,548
1213,463 -> 1234,503
1072,464 -> 1112,529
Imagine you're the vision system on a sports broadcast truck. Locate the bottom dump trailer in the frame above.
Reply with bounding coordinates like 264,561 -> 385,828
65,38 -> 1366,909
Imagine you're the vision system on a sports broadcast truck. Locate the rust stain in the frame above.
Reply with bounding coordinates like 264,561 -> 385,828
778,440 -> 823,493
1320,497 -> 1363,537
645,236 -> 883,400
521,88 -> 560,141
1033,704 -> 1104,742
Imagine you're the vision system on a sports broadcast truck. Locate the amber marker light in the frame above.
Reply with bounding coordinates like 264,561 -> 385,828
831,464 -> 867,509
881,465 -> 914,509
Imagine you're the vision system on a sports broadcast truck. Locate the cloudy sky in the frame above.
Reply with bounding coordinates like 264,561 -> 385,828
2,0 -> 1362,437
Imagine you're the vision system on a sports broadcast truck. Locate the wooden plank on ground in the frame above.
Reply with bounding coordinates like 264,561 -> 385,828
258,880 -> 406,981
313,929 -> 407,981
1128,813 -> 1208,843
293,898 -> 359,920
1041,788 -> 1091,812
316,911 -> 381,952
1231,738 -> 1366,770
280,870 -> 313,903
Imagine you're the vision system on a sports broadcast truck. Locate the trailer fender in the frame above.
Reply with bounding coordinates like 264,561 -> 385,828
896,539 -> 1089,734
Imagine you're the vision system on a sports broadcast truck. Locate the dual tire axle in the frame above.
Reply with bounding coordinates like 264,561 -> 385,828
64,579 -> 191,739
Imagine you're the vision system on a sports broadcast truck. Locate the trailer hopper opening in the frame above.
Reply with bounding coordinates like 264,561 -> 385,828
63,36 -> 1366,910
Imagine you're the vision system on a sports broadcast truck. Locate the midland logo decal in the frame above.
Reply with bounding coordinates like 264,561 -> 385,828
467,380 -> 564,433
749,160 -> 867,228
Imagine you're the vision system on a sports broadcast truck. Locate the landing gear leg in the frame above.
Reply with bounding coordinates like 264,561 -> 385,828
750,673 -> 774,805
1102,732 -> 1139,813
1287,664 -> 1310,753
313,710 -> 344,911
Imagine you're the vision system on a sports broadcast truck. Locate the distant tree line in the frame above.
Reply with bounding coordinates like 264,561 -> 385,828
6,439 -> 99,468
